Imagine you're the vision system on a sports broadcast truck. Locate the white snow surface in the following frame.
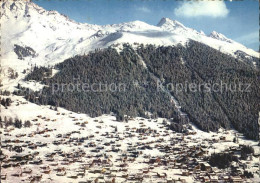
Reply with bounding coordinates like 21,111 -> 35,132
1,1 -> 258,71
1,1 -> 260,182
1,95 -> 259,182
1,1 -> 259,92
1,0 -> 259,91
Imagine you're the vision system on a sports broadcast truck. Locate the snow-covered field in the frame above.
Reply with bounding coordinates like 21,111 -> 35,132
1,95 -> 260,182
1,1 -> 260,182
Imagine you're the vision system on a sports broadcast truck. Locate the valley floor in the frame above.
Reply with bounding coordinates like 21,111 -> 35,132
1,95 -> 260,183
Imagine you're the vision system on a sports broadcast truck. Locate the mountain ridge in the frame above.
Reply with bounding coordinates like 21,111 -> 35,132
0,0 -> 259,91
1,0 -> 258,62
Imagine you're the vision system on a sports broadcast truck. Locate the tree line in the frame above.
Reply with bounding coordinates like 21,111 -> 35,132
22,41 -> 260,140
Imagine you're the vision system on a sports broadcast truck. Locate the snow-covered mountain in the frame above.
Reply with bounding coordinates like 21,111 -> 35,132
1,3 -> 260,182
1,0 -> 259,87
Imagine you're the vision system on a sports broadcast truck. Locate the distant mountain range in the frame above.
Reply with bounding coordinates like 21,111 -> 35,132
1,0 -> 258,69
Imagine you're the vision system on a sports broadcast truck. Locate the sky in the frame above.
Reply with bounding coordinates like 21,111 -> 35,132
33,0 -> 259,51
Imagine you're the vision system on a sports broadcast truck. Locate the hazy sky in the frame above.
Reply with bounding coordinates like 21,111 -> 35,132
33,0 -> 259,51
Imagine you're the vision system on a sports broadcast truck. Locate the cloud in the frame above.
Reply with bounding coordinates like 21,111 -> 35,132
136,6 -> 151,13
174,1 -> 229,18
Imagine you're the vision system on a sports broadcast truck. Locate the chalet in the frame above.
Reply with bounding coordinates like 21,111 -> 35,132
166,178 -> 176,183
56,134 -> 62,138
27,133 -> 34,137
12,145 -> 23,153
135,173 -> 143,180
76,168 -> 86,177
16,133 -> 26,138
29,174 -> 42,182
28,143 -> 37,149
195,151 -> 204,157
67,173 -> 78,179
45,157 -> 54,161
29,158 -> 42,165
230,176 -> 243,183
89,169 -> 102,174
157,172 -> 167,178
200,162 -> 212,172
175,163 -> 182,169
36,142 -> 47,147
2,163 -> 12,168
56,171 -> 66,176
202,176 -> 210,182
10,154 -> 31,161
42,169 -> 51,174
1,174 -> 7,180
43,134 -> 50,137
210,176 -> 219,183
223,176 -> 229,182
220,136 -> 226,141
182,171 -> 189,176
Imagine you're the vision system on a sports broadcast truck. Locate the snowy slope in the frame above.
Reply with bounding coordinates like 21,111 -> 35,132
0,0 -> 259,91
1,2 -> 260,182
1,95 -> 259,182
